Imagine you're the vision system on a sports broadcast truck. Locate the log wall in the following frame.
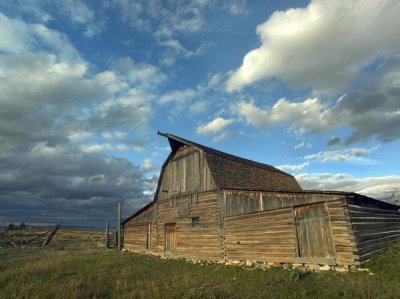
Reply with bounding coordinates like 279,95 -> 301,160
328,200 -> 359,266
156,191 -> 223,260
123,204 -> 156,251
224,207 -> 297,263
347,203 -> 400,261
124,223 -> 152,251
123,188 -> 400,267
222,191 -> 359,266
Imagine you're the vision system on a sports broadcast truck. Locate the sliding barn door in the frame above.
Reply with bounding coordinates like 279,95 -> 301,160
164,223 -> 177,253
294,203 -> 335,258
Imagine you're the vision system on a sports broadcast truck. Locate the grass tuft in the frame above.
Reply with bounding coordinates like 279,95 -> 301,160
1,230 -> 400,298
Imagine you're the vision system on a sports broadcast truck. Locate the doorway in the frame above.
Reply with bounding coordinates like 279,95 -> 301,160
294,203 -> 335,259
164,223 -> 177,253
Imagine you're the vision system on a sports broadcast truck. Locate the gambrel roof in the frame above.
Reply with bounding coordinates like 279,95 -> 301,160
157,132 -> 302,193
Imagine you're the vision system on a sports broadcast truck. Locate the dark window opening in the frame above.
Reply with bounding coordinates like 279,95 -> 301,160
191,217 -> 200,228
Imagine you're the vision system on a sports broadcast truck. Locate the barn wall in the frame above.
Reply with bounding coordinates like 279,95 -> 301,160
125,205 -> 156,224
156,191 -> 223,260
123,204 -> 157,251
224,207 -> 297,263
221,190 -> 359,266
157,146 -> 216,201
123,223 -> 150,251
346,200 -> 400,261
124,188 -> 400,267
327,200 -> 359,266
222,190 -> 347,217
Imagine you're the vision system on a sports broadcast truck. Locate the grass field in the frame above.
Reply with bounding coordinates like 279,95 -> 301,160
1,229 -> 400,298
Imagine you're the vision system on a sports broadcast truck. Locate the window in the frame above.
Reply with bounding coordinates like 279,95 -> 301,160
191,217 -> 200,228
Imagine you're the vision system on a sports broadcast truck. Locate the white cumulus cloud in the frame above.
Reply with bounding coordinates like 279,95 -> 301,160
226,0 -> 400,94
277,162 -> 310,173
196,117 -> 234,135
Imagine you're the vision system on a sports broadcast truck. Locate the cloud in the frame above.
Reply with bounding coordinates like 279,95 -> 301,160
0,149 -> 154,227
189,101 -> 208,114
0,1 -> 102,38
294,142 -> 312,150
109,0 -> 246,64
304,146 -> 379,163
226,0 -> 400,93
0,12 -> 80,62
56,0 -> 102,37
102,131 -> 127,141
296,173 -> 400,203
111,0 -> 244,35
68,131 -> 93,143
142,158 -> 155,172
212,131 -> 233,143
111,57 -> 166,91
234,58 -> 400,143
327,136 -> 341,147
158,88 -> 198,106
235,98 -> 330,131
197,117 -> 234,135
0,53 -> 154,227
223,0 -> 247,15
159,38 -> 207,59
0,15 -> 158,226
80,143 -> 114,153
90,100 -> 152,131
277,162 -> 310,173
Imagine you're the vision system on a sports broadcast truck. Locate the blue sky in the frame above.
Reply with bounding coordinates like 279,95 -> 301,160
1,0 -> 399,227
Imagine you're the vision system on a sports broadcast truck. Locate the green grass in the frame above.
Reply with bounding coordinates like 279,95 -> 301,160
1,230 -> 400,298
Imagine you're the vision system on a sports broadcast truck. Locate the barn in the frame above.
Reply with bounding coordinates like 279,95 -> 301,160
122,132 -> 400,269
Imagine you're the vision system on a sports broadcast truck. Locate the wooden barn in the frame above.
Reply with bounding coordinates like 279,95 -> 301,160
122,132 -> 400,269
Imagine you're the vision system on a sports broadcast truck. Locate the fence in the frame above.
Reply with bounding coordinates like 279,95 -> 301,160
106,230 -> 118,248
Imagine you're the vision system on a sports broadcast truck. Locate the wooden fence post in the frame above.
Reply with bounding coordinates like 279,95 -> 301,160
105,222 -> 109,248
117,202 -> 121,249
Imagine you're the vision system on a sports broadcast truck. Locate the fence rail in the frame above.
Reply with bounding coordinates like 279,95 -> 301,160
106,230 -> 118,248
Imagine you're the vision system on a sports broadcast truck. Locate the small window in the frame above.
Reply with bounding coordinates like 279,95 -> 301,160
191,217 -> 200,228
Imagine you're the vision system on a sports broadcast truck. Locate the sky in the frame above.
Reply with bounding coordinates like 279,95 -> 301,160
1,0 -> 399,227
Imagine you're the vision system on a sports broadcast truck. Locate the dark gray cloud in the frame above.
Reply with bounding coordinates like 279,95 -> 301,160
0,150 -> 153,227
0,51 -> 155,227
326,55 -> 400,143
327,136 -> 341,147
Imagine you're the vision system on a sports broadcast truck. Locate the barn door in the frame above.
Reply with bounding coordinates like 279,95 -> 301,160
294,203 -> 335,258
164,223 -> 177,253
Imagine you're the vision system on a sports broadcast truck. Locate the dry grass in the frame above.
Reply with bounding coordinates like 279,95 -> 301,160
1,229 -> 400,298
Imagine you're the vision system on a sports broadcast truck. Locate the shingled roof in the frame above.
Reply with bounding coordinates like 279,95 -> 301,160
158,132 -> 302,192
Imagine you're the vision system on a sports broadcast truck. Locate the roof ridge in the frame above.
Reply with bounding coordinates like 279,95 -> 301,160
158,131 -> 293,177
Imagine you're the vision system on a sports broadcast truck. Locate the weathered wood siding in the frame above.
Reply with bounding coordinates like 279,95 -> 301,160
327,200 -> 359,266
123,204 -> 156,251
294,203 -> 335,259
158,146 -> 216,201
347,203 -> 400,261
125,205 -> 156,224
224,207 -> 297,263
222,191 -> 347,217
124,223 -> 152,251
221,190 -> 359,266
156,191 -> 223,260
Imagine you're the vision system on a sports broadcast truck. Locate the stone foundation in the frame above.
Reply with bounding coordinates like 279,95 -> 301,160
121,249 -> 368,273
